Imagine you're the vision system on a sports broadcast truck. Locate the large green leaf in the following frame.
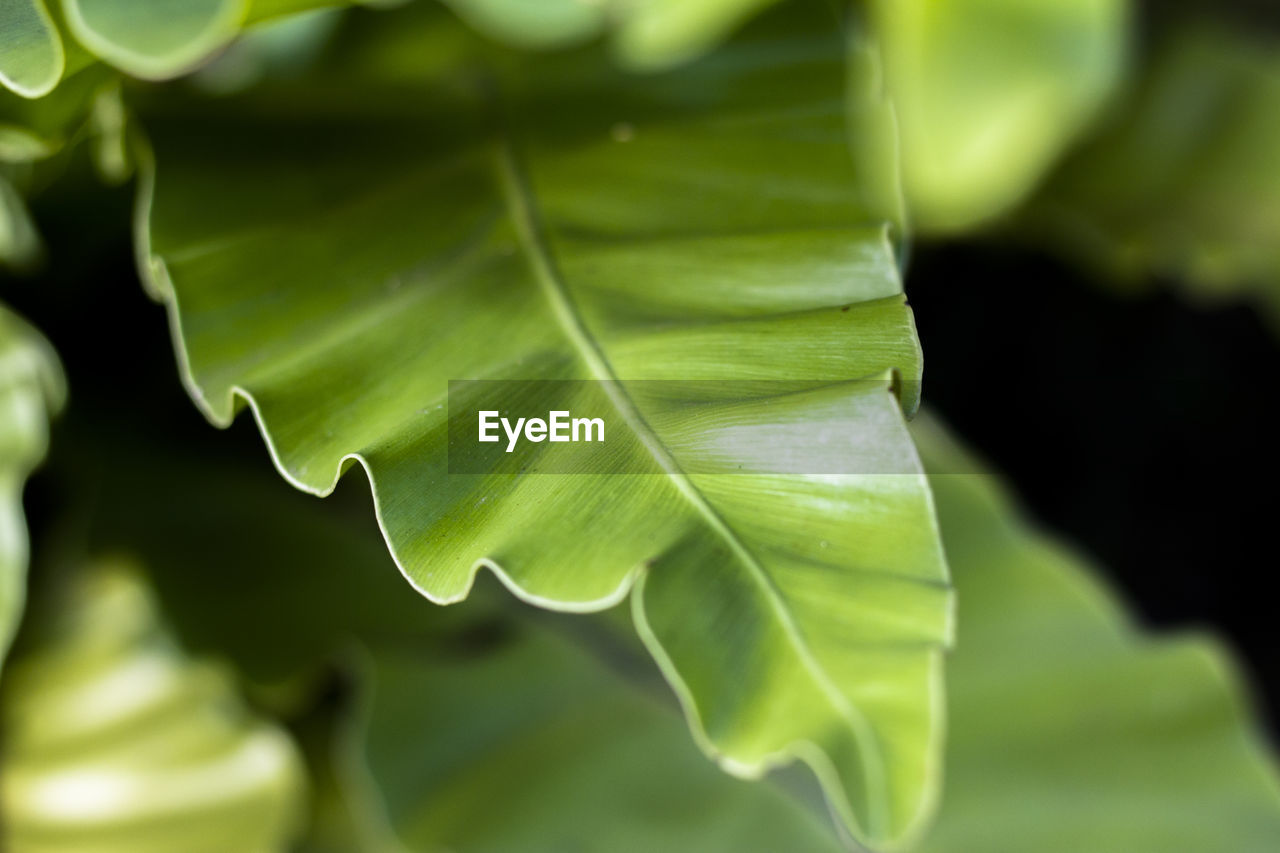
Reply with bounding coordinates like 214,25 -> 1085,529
134,3 -> 950,846
0,563 -> 306,851
867,0 -> 1129,234
0,304 -> 63,670
1017,28 -> 1280,329
913,414 -> 1280,851
0,0 -> 64,98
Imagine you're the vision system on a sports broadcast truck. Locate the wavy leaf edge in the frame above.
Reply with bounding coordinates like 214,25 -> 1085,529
129,93 -> 949,844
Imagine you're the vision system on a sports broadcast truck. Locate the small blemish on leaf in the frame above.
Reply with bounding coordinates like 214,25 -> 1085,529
611,122 -> 635,142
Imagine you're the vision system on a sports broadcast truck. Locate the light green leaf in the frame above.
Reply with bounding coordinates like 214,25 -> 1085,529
0,0 -> 65,98
1017,28 -> 1280,328
868,0 -> 1129,234
350,625 -> 847,853
0,563 -> 306,851
1,176 -> 42,267
0,304 -> 63,670
912,414 -> 1280,852
441,0 -> 779,69
135,4 -> 949,847
58,0 -> 352,81
60,0 -> 247,79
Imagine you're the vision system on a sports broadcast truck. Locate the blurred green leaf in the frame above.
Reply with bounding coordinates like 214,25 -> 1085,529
0,176 -> 42,266
134,3 -> 947,846
443,0 -> 781,70
350,625 -> 847,853
1017,28 -> 1280,328
0,563 -> 306,851
0,304 -> 63,670
38,0 -> 351,84
868,0 -> 1129,234
0,0 -> 65,98
912,414 -> 1280,852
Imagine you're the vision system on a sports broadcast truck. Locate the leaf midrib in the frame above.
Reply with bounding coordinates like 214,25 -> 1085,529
492,139 -> 890,837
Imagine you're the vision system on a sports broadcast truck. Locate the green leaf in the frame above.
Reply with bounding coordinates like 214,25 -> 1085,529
0,563 -> 306,851
1,64 -> 119,165
350,625 -> 847,853
443,0 -> 784,70
867,0 -> 1129,234
0,0 -> 65,98
1017,28 -> 1280,328
135,4 -> 949,847
1,176 -> 43,267
0,304 -> 63,670
912,414 -> 1280,851
58,0 -> 351,81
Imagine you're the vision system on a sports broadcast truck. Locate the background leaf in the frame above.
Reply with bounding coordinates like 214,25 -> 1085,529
134,4 -> 949,846
1016,26 -> 1280,330
0,562 -> 306,851
913,414 -> 1280,852
350,626 -> 847,853
868,0 -> 1130,234
0,304 -> 63,670
0,0 -> 65,98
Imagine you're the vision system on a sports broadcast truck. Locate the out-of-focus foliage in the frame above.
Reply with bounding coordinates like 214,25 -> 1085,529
443,0 -> 777,69
0,0 -> 64,98
913,415 -> 1280,852
351,627 -> 847,853
866,0 -> 1130,234
0,563 -> 306,851
1017,27 -> 1280,328
134,5 -> 948,846
0,177 -> 42,267
0,304 -> 62,669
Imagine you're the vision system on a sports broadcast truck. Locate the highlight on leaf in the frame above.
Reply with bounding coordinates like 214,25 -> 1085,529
0,562 -> 306,851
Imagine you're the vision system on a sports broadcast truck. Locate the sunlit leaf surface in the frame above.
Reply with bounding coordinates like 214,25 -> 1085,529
0,304 -> 62,669
135,3 -> 949,846
0,564 -> 305,851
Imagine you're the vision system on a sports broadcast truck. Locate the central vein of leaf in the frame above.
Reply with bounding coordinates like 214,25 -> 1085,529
492,141 -> 890,837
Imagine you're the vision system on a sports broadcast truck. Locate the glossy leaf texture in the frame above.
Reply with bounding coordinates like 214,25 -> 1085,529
0,563 -> 306,851
134,3 -> 950,846
1016,27 -> 1280,329
0,304 -> 63,669
867,0 -> 1129,234
912,414 -> 1280,851
0,0 -> 64,98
